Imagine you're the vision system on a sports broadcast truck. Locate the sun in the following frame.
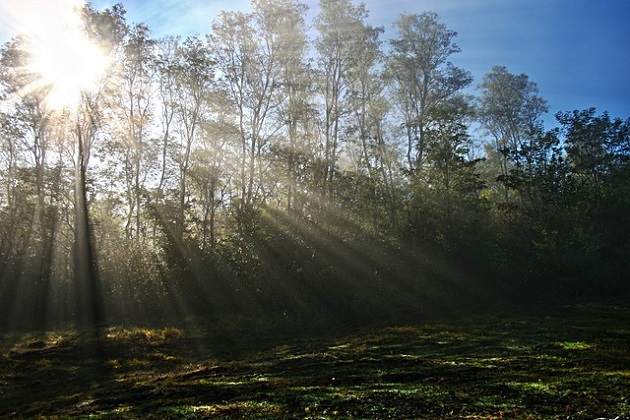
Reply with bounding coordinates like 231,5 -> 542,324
26,31 -> 110,110
6,0 -> 111,110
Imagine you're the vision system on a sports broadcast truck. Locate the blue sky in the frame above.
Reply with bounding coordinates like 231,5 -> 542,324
2,0 -> 629,128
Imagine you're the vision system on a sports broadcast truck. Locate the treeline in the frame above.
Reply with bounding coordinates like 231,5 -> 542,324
0,0 -> 628,331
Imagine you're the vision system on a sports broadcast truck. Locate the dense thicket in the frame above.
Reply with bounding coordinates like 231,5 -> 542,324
1,0 -> 628,331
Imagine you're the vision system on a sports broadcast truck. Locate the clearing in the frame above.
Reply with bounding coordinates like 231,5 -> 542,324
1,304 -> 628,419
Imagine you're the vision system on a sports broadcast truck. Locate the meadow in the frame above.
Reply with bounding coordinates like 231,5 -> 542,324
1,303 -> 628,419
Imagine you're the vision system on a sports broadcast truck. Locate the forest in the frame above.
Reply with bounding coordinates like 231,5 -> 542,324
1,0 -> 629,418
1,0 -> 629,335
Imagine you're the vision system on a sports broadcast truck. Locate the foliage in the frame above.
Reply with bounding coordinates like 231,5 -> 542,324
0,0 -> 628,334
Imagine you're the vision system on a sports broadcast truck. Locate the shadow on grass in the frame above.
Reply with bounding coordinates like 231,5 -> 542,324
1,304 -> 629,419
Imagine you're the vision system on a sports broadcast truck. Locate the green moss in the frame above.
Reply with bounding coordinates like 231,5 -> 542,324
556,340 -> 593,350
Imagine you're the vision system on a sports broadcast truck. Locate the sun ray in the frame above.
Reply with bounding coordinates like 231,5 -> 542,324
25,31 -> 110,110
3,0 -> 111,110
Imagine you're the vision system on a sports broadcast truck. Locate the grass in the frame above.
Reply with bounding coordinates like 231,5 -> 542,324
0,303 -> 628,419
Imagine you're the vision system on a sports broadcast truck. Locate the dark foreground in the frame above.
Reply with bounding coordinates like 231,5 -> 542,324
1,304 -> 628,419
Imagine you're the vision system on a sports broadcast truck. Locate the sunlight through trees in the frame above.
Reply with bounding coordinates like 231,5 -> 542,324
0,0 -> 628,332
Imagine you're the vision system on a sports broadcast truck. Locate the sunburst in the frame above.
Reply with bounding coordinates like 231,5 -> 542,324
4,0 -> 111,110
26,30 -> 110,110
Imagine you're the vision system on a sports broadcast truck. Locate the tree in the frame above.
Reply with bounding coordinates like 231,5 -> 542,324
314,0 -> 375,195
557,108 -> 630,178
108,22 -> 157,245
154,36 -> 179,195
171,36 -> 215,238
0,37 -> 72,329
517,109 -> 630,297
477,66 -> 548,203
425,98 -> 480,226
0,54 -> 43,327
387,12 -> 472,172
268,0 -> 312,214
556,108 -> 630,250
210,0 -> 308,222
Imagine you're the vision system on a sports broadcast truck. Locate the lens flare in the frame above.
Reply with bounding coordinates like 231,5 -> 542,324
27,33 -> 109,109
2,0 -> 110,109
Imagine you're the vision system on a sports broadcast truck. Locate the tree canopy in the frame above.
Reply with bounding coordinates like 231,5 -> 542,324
0,0 -> 628,332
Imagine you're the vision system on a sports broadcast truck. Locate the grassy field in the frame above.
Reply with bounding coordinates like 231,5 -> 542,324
1,303 -> 628,419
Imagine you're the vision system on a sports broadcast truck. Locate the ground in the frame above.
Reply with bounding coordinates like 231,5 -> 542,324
1,303 -> 628,419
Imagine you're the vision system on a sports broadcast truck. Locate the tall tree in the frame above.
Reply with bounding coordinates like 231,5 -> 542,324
154,36 -> 179,195
314,0 -> 374,195
270,0 -> 312,213
477,65 -> 548,203
0,37 -> 73,329
171,36 -> 214,238
387,12 -> 472,172
72,2 -> 126,329
420,97 -> 481,237
210,0 -> 308,221
109,23 -> 157,245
